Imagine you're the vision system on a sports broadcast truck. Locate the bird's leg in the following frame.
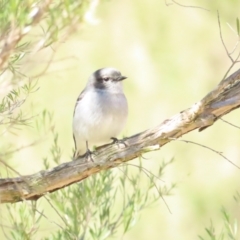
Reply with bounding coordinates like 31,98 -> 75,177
111,137 -> 128,147
84,141 -> 95,162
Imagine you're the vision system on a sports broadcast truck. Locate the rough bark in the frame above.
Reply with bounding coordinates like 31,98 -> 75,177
1,68 -> 240,204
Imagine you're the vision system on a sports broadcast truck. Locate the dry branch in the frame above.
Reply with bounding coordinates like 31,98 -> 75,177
1,68 -> 240,204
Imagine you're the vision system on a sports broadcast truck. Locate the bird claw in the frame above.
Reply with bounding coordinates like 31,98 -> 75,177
83,149 -> 96,162
111,137 -> 128,147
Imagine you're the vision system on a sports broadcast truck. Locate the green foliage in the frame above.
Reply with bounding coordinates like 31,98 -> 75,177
3,146 -> 175,240
0,79 -> 38,128
236,18 -> 240,36
41,159 -> 174,239
0,0 -> 93,158
0,0 -> 92,78
2,0 -> 240,239
198,194 -> 240,240
5,202 -> 42,240
40,133 -> 175,239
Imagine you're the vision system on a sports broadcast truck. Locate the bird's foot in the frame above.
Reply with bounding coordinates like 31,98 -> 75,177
73,150 -> 95,162
111,137 -> 128,147
83,149 -> 96,162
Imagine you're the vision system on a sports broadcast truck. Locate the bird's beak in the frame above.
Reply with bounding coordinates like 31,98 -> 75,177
118,76 -> 127,81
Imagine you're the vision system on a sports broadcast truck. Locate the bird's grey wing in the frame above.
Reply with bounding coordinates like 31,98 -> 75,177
73,89 -> 86,154
73,88 -> 86,116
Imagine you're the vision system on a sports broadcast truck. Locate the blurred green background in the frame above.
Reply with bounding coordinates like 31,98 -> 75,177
2,0 -> 240,239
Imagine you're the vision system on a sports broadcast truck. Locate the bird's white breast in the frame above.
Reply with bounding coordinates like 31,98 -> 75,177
73,88 -> 128,154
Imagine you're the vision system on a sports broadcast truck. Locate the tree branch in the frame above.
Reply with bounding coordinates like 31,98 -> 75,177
1,68 -> 240,203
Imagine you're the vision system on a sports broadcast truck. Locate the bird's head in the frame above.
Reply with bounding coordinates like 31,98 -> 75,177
88,67 -> 127,92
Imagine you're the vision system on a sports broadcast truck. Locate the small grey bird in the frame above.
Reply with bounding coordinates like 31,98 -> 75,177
73,67 -> 128,159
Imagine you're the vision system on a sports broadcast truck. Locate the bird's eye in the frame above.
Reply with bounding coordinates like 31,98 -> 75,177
103,77 -> 109,81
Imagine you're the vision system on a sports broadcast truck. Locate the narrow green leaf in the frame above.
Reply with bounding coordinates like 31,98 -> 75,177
237,18 -> 240,36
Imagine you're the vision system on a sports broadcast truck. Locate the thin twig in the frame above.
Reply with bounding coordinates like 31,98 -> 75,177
229,40 -> 240,55
218,11 -> 234,63
226,22 -> 240,55
170,138 -> 240,169
171,0 -> 210,11
125,163 -> 172,214
217,12 -> 240,81
125,163 -> 165,182
220,118 -> 240,130
44,195 -> 68,227
0,139 -> 42,157
0,159 -> 22,176
33,207 -> 65,230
